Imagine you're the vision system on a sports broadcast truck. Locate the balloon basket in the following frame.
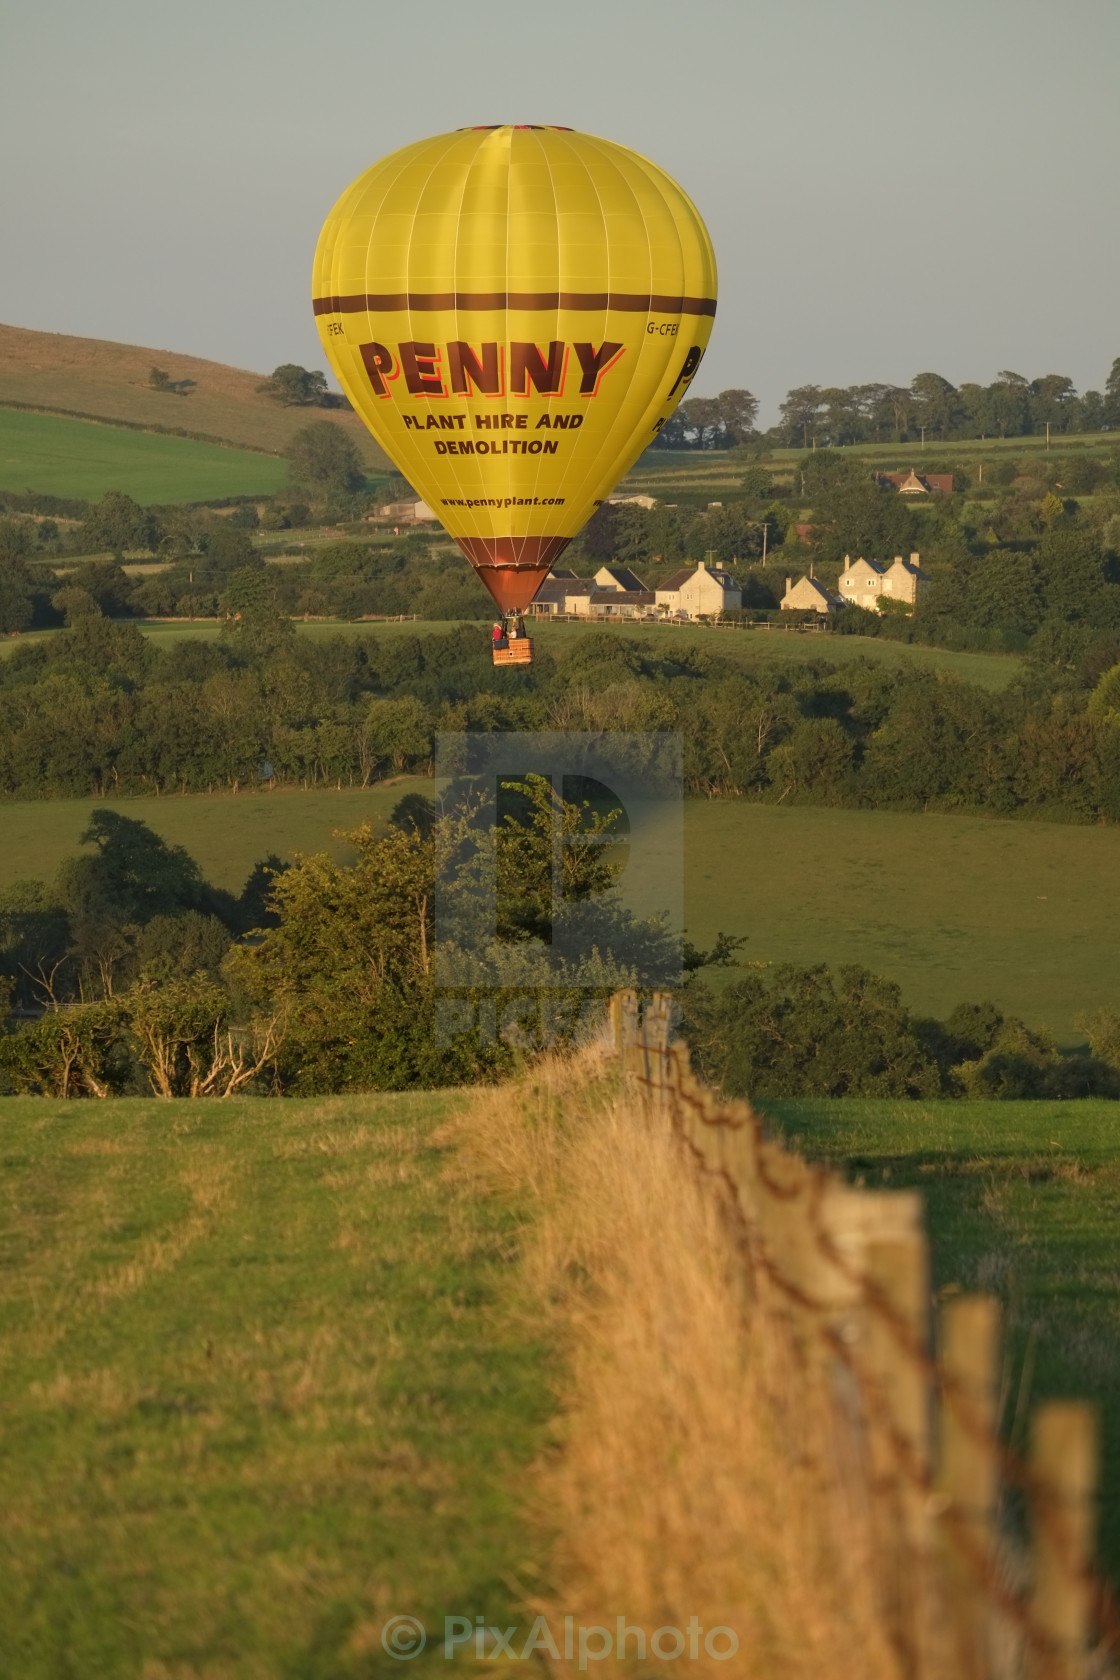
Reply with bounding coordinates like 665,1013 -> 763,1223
492,637 -> 533,667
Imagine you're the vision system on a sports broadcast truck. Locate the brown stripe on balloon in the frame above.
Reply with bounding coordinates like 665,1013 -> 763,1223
453,534 -> 572,611
313,292 -> 716,317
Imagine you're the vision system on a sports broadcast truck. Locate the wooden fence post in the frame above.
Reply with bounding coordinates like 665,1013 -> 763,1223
1030,1401 -> 1099,1680
618,990 -> 639,1073
607,992 -> 623,1055
936,1295 -> 1000,1680
865,1222 -> 932,1677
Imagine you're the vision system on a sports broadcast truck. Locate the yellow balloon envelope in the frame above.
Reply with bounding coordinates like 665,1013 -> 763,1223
313,125 -> 717,612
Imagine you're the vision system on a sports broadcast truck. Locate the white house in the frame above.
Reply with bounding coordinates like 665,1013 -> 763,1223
654,559 -> 742,619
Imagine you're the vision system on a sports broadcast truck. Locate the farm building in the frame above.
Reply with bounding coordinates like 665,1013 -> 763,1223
654,559 -> 742,618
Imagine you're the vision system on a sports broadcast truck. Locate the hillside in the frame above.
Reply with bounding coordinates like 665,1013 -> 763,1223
0,322 -> 390,472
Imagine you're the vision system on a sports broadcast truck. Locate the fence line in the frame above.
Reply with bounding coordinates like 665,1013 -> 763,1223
608,989 -> 1115,1680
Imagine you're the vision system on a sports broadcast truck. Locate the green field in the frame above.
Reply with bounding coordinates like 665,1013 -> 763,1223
763,1095 -> 1120,1571
1,791 -> 1116,1044
0,1088 -> 549,1678
0,408 -> 289,502
0,614 -> 1023,690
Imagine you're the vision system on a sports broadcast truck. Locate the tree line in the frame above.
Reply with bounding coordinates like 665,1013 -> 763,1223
659,359 -> 1120,450
6,612 -> 1120,822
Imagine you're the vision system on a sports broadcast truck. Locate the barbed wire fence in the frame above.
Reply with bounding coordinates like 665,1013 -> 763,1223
608,989 -> 1117,1680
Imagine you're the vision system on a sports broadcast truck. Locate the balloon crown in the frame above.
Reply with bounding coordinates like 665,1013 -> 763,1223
458,124 -> 574,131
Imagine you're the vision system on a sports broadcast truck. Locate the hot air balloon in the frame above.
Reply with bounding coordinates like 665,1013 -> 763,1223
312,125 -> 716,665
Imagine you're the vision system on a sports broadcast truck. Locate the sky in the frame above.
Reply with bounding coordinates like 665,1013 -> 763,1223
2,0 -> 1118,425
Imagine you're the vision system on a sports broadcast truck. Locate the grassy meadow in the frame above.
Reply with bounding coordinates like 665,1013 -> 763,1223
0,408 -> 290,503
764,1095 -> 1120,1571
1,788 -> 1117,1044
0,1087 -> 551,1678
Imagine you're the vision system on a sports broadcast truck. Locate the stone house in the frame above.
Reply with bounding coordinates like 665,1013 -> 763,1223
838,552 -> 929,611
654,559 -> 742,618
528,575 -> 654,618
780,575 -> 844,615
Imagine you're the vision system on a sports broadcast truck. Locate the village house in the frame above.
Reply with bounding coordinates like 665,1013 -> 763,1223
654,559 -> 742,619
838,553 -> 929,611
528,571 -> 655,618
875,469 -> 953,495
593,564 -> 648,593
780,575 -> 844,615
375,498 -> 437,523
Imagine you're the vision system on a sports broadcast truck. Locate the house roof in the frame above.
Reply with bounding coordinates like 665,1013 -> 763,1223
785,575 -> 842,606
886,556 -> 929,580
843,555 -> 885,575
533,578 -> 595,604
596,564 -> 648,592
656,566 -> 739,593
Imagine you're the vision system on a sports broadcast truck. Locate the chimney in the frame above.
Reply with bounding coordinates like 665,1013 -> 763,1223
893,555 -> 902,566
810,563 -> 814,578
697,558 -> 707,570
910,551 -> 920,567
843,554 -> 851,571
785,576 -> 792,595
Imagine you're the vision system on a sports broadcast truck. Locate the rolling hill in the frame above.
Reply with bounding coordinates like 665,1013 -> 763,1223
0,321 -> 390,472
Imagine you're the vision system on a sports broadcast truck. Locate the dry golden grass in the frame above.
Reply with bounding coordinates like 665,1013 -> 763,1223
0,321 -> 390,470
446,1050 -> 958,1680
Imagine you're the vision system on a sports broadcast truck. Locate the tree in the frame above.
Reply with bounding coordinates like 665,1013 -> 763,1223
909,372 -> 963,439
77,490 -> 161,557
680,963 -> 943,1099
149,367 -> 172,391
1105,357 -> 1120,430
257,364 -> 331,406
284,422 -> 365,494
715,388 -> 759,444
0,561 -> 34,634
779,385 -> 823,447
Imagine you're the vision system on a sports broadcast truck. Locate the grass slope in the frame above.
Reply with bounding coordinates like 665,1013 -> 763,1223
0,1089 -> 551,1678
1,791 -> 1116,1043
0,409 -> 290,503
762,1096 -> 1120,1574
0,321 -> 390,472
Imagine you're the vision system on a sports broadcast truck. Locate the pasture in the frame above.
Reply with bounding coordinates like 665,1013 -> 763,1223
1,790 -> 1116,1044
0,1088 -> 549,1678
0,408 -> 289,503
764,1095 -> 1120,1570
